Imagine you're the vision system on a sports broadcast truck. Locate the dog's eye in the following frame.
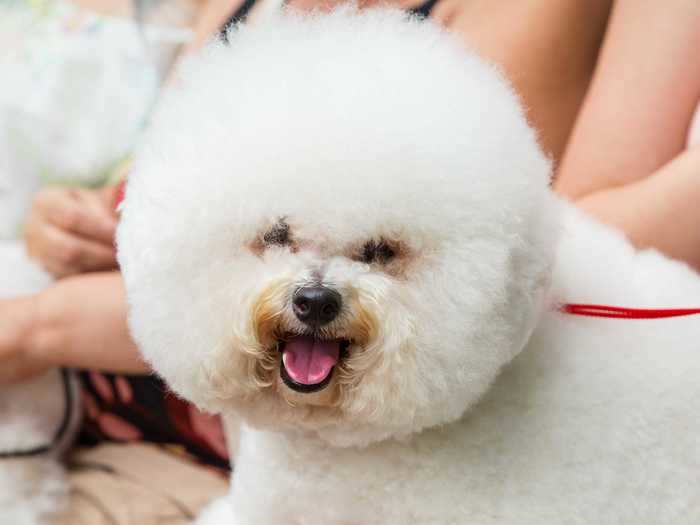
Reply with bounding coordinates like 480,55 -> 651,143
358,239 -> 396,264
263,220 -> 290,247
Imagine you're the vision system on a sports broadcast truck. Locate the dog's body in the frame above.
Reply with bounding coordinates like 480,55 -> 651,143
203,207 -> 700,525
118,9 -> 700,524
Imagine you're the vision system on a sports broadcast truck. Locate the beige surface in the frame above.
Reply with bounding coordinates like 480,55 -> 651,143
58,443 -> 229,525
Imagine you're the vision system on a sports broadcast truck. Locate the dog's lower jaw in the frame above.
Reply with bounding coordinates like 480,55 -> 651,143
276,374 -> 339,407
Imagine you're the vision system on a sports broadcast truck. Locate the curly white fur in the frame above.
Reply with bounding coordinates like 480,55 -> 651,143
118,8 -> 700,524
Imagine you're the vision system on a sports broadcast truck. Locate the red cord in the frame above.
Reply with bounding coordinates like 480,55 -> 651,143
561,303 -> 700,319
113,180 -> 126,212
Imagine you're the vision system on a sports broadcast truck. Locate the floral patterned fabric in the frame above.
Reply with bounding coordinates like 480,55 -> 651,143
78,371 -> 230,471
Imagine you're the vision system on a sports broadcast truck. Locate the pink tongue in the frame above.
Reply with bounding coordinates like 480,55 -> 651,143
282,336 -> 340,385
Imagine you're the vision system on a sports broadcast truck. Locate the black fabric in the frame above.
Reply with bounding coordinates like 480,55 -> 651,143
407,0 -> 438,19
220,0 -> 259,40
78,372 -> 230,472
220,0 -> 439,41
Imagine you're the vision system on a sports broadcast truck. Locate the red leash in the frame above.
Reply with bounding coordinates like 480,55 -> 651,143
113,180 -> 127,211
561,304 -> 700,319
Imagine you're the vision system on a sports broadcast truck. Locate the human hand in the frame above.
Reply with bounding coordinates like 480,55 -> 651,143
0,295 -> 47,384
24,186 -> 120,278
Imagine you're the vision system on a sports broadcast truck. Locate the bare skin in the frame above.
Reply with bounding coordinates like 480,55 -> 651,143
0,272 -> 145,384
433,0 -> 612,164
556,0 -> 700,268
24,186 -> 120,278
0,296 -> 41,384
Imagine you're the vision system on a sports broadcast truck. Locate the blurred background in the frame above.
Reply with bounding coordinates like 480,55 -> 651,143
1,1 -> 699,521
0,0 -> 194,237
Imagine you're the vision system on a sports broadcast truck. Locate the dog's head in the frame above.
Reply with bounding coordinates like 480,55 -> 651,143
118,8 -> 555,446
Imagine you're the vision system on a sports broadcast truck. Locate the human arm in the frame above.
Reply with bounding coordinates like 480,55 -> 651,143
0,271 -> 148,384
555,0 -> 700,267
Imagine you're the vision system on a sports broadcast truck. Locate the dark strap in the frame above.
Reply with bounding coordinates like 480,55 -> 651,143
221,0 -> 439,40
0,369 -> 74,459
220,0 -> 260,40
408,0 -> 439,19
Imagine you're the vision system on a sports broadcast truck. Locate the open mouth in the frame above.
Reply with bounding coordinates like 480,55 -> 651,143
279,335 -> 350,394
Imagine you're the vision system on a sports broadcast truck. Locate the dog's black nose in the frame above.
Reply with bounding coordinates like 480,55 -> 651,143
293,286 -> 342,327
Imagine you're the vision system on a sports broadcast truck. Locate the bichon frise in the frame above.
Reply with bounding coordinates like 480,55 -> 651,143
118,8 -> 700,524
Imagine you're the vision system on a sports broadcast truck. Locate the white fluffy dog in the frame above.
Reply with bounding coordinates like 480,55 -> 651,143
0,242 -> 80,525
118,8 -> 700,524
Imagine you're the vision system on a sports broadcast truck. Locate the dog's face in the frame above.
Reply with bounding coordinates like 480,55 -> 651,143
118,9 -> 555,446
